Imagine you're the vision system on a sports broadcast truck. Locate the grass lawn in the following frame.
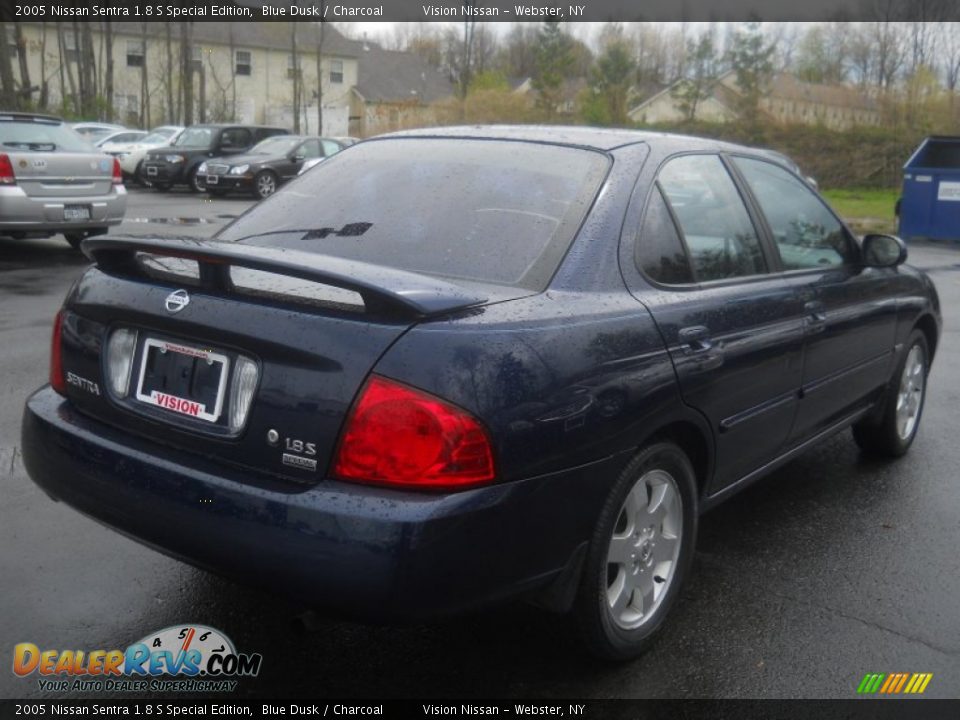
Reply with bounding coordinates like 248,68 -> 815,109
820,188 -> 900,235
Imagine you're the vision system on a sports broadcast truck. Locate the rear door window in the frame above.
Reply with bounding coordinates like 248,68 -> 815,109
733,156 -> 856,270
220,128 -> 251,150
217,138 -> 611,290
658,154 -> 767,282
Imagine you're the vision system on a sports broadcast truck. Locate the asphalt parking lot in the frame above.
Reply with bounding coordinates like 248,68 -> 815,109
1,187 -> 959,699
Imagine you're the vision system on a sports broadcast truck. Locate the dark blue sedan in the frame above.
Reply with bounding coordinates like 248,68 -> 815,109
22,127 -> 941,659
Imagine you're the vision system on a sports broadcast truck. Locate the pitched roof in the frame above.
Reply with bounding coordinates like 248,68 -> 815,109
352,43 -> 455,105
108,21 -> 359,58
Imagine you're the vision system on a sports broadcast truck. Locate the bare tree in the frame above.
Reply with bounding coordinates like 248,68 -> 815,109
165,24 -> 176,123
944,23 -> 960,93
58,23 -> 79,115
315,16 -> 325,134
290,22 -> 301,132
103,22 -> 114,121
14,24 -> 32,105
460,17 -> 477,100
0,21 -> 17,109
180,22 -> 194,126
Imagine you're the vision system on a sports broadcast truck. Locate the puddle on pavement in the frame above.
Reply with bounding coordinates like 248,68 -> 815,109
126,217 -> 218,225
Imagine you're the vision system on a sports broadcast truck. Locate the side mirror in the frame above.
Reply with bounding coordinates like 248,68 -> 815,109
862,234 -> 907,268
291,154 -> 305,163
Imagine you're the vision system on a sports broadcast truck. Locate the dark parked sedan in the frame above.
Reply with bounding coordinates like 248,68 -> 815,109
22,127 -> 941,660
200,135 -> 346,199
141,124 -> 288,192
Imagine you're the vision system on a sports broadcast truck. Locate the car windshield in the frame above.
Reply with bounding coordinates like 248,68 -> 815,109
217,138 -> 610,290
0,120 -> 93,152
251,136 -> 302,155
141,130 -> 175,144
173,127 -> 214,148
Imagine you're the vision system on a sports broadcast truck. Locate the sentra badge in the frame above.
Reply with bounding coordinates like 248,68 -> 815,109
164,289 -> 190,314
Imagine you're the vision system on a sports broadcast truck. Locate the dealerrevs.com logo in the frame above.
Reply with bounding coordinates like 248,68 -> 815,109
12,624 -> 262,693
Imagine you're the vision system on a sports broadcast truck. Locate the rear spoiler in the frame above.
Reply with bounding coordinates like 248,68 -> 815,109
82,236 -> 487,318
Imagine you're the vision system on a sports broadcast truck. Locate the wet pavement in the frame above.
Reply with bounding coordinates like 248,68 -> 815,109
1,195 -> 958,699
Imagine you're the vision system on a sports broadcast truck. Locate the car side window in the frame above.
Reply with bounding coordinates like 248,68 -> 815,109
658,155 -> 767,282
636,185 -> 695,284
220,128 -> 251,150
321,140 -> 342,157
298,140 -> 322,159
733,157 -> 856,270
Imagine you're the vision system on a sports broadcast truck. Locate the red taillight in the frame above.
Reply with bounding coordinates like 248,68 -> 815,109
50,310 -> 66,395
112,157 -> 122,185
0,153 -> 15,185
333,376 -> 496,490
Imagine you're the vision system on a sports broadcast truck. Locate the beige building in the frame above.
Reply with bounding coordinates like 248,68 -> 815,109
629,71 -> 880,130
9,22 -> 361,135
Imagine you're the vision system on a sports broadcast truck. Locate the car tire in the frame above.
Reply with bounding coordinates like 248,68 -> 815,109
573,441 -> 698,661
188,167 -> 206,193
134,161 -> 147,186
852,330 -> 929,458
253,170 -> 278,200
64,227 -> 107,251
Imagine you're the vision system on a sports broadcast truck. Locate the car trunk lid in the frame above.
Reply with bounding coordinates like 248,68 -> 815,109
8,151 -> 114,198
56,236 -> 507,485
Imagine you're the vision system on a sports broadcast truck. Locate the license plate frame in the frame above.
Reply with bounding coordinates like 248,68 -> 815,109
134,338 -> 230,423
205,174 -> 219,185
146,166 -> 158,176
63,205 -> 91,221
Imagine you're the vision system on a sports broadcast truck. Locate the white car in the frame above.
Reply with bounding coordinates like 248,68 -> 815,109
117,126 -> 185,184
70,122 -> 126,146
96,130 -> 148,157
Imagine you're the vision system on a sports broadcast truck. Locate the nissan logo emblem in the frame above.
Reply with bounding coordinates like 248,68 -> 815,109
164,289 -> 190,314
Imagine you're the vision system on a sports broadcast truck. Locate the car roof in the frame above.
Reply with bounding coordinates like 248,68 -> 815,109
381,124 -> 751,154
0,112 -> 65,124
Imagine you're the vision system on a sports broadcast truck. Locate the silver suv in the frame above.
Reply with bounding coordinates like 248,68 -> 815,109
0,113 -> 127,249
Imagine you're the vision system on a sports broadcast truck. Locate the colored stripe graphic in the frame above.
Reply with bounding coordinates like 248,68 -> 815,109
857,673 -> 932,695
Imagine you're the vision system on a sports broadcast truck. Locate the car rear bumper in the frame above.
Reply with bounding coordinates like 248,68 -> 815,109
141,161 -> 186,184
0,185 -> 126,232
22,387 -> 622,621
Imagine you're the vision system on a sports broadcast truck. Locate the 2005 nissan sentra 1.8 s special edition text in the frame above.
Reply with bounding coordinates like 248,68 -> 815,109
22,126 -> 941,659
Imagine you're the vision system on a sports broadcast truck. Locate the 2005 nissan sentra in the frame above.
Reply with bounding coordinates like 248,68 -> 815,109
22,126 -> 941,659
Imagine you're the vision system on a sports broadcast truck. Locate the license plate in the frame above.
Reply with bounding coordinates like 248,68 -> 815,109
206,175 -> 219,185
63,205 -> 90,221
135,338 -> 229,423
146,166 -> 158,176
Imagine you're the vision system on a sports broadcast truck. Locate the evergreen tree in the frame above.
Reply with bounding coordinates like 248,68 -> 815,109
532,21 -> 574,120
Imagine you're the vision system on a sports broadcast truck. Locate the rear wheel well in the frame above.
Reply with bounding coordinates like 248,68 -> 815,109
646,421 -> 711,497
914,314 -> 938,362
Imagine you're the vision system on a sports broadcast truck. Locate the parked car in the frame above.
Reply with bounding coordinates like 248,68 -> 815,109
95,130 -> 148,154
296,139 -> 351,177
117,125 -> 184,184
70,122 -> 126,146
142,124 -> 289,192
0,112 -> 127,248
201,135 -> 346,199
22,127 -> 941,660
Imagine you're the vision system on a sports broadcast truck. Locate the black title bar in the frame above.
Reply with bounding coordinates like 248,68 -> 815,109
3,0 -> 960,22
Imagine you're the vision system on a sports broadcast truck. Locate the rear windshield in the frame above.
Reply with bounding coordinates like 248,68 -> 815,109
0,119 -> 92,152
217,138 -> 609,290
